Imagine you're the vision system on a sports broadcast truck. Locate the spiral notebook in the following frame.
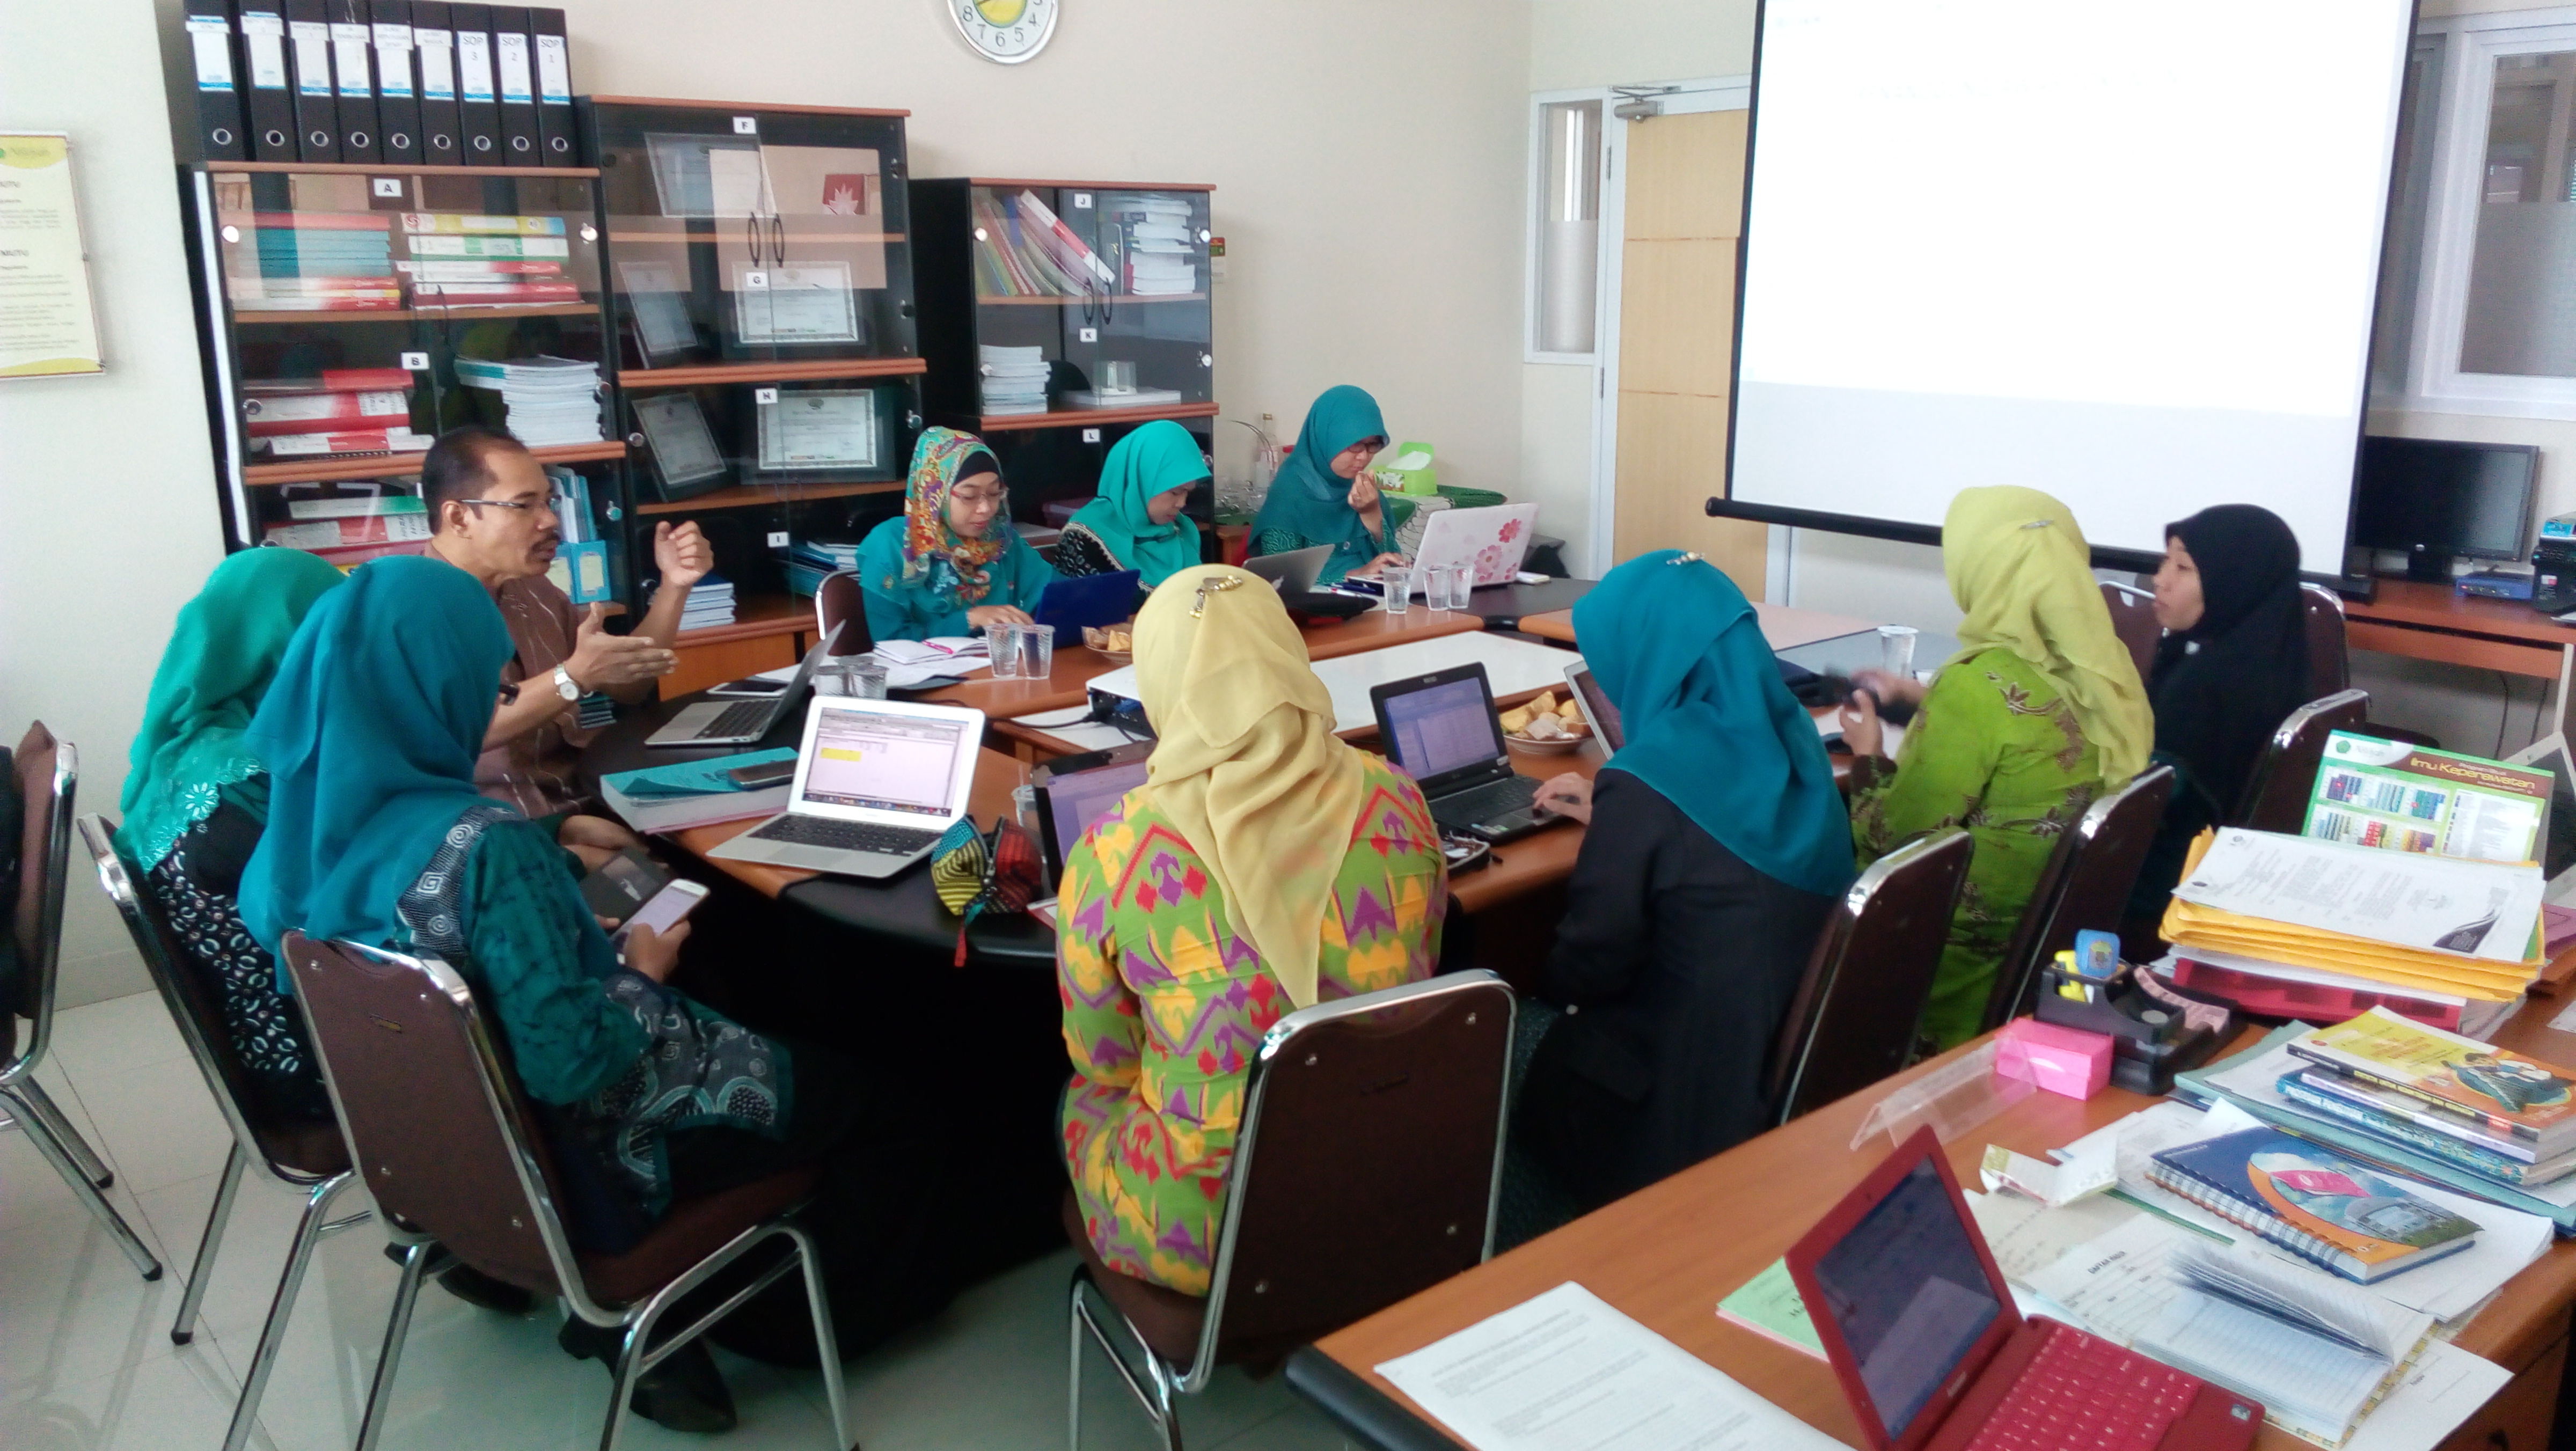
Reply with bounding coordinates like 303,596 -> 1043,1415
2147,1128 -> 2479,1284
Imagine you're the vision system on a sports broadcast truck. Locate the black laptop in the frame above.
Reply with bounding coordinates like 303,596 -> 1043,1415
1029,742 -> 1156,886
1368,663 -> 1553,842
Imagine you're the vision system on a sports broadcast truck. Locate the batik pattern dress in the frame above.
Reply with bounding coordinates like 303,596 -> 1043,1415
1057,756 -> 1447,1294
1847,648 -> 2109,1051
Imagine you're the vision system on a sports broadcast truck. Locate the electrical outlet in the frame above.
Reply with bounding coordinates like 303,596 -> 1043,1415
767,531 -> 789,548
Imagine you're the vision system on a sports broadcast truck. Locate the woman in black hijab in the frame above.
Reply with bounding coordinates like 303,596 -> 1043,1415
2128,504 -> 2312,931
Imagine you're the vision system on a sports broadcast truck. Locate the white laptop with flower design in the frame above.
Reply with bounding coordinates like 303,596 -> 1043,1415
1403,503 -> 1540,594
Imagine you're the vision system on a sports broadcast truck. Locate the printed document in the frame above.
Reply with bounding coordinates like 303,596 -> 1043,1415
2175,829 -> 2543,962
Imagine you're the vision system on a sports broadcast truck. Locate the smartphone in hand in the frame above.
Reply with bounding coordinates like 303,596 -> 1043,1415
612,878 -> 709,948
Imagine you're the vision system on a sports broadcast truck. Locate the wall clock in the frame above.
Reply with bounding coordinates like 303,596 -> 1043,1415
950,0 -> 1058,64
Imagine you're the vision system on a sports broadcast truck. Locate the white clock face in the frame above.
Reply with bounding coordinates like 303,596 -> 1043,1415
951,0 -> 1058,63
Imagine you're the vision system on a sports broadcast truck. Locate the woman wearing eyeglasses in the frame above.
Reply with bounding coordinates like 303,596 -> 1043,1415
856,427 -> 1058,642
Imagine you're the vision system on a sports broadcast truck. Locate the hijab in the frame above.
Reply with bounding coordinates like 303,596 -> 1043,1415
898,426 -> 1009,604
1943,486 -> 2154,787
1132,565 -> 1370,1010
2150,504 -> 2310,815
239,556 -> 517,960
1573,551 -> 1855,898
118,549 -> 349,870
1066,420 -> 1208,586
1250,385 -> 1387,561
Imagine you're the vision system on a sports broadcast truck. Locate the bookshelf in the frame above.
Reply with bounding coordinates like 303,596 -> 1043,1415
581,97 -> 925,690
911,178 -> 1218,524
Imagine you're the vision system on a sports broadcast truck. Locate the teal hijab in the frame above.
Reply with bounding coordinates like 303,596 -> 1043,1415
118,549 -> 349,871
239,556 -> 517,964
1252,385 -> 1387,561
1573,551 -> 1854,899
1067,420 -> 1208,586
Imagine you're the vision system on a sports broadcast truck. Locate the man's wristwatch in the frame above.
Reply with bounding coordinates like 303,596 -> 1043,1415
553,665 -> 582,701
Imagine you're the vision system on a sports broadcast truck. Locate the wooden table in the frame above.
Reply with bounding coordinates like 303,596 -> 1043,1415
1518,600 -> 1878,652
1294,992 -> 2576,1451
2346,577 -> 2576,706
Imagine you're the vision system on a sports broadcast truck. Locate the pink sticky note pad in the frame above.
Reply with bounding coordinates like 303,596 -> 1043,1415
1995,1018 -> 2113,1100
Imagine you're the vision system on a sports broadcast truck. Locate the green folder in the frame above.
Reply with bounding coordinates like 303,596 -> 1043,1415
1716,1257 -> 1825,1358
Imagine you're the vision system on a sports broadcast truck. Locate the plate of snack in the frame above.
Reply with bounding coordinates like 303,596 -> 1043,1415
1500,690 -> 1591,754
1082,625 -> 1134,663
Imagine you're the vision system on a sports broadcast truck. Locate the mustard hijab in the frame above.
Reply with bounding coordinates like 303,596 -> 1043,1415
1942,486 -> 2153,787
1131,564 -> 1368,1010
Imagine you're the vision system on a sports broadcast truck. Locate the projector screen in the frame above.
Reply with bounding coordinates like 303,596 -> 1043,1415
1725,0 -> 2416,574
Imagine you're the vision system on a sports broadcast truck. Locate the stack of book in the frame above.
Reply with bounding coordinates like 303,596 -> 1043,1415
242,369 -> 431,457
261,491 -> 431,570
970,189 -> 1116,298
398,214 -> 581,308
776,537 -> 862,598
1111,195 -> 1197,295
233,213 -> 399,311
2270,1007 -> 2576,1189
679,574 -> 736,632
455,355 -> 603,446
979,344 -> 1050,416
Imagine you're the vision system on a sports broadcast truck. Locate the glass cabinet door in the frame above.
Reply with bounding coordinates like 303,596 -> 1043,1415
587,101 -> 916,370
965,184 -> 1211,421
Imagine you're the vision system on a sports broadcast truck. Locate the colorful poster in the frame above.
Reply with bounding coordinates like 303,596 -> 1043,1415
0,134 -> 102,379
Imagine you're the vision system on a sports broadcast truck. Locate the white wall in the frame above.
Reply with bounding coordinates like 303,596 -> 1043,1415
2,0 -> 228,1005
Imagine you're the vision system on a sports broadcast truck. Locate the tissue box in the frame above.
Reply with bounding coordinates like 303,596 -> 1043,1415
1381,441 -> 1438,496
1994,1018 -> 2113,1100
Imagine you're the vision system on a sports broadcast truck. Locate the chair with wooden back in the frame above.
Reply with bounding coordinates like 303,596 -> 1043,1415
2231,690 -> 2371,833
2301,583 -> 2353,700
0,726 -> 161,1281
1066,971 -> 1514,1450
1768,827 -> 1975,1125
2099,581 -> 2161,685
281,933 -> 855,1451
1980,764 -> 2178,1031
815,567 -> 869,657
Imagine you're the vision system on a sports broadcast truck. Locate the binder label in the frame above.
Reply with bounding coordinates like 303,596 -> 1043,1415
291,20 -> 333,95
457,30 -> 494,104
496,31 -> 533,105
244,25 -> 288,90
415,29 -> 455,100
186,18 -> 236,91
374,26 -> 414,97
535,34 -> 569,104
331,23 -> 371,97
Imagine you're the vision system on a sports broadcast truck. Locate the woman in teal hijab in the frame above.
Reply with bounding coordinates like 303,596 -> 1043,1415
1513,551 -> 1850,1219
117,547 -> 347,1120
856,426 -> 1058,641
1056,420 -> 1208,587
1249,384 -> 1414,584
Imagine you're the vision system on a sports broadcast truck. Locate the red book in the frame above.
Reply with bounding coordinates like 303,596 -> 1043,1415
410,281 -> 582,298
245,211 -> 395,231
258,429 -> 434,457
298,539 -> 431,570
242,369 -> 417,395
241,389 -> 415,437
264,514 -> 433,549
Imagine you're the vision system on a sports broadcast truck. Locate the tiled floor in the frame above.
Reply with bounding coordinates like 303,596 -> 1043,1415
1,991 -> 1359,1451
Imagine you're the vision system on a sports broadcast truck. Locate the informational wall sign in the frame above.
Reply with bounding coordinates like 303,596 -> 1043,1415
0,133 -> 103,379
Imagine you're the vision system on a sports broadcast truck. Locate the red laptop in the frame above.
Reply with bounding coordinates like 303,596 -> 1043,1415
1783,1128 -> 2262,1451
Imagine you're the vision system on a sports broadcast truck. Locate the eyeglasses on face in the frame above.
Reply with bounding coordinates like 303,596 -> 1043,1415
459,496 -> 546,514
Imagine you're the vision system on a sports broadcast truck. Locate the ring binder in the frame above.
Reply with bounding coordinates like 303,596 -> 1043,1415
184,5 -> 251,160
236,4 -> 298,160
411,1 -> 461,159
371,0 -> 420,160
452,2 -> 499,165
492,6 -> 538,162
530,6 -> 574,163
327,0 -> 379,163
283,0 -> 340,162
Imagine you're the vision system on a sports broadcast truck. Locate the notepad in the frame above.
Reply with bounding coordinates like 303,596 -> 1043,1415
1714,1259 -> 1824,1359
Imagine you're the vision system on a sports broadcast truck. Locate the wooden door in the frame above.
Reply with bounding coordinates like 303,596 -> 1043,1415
1612,108 -> 1766,593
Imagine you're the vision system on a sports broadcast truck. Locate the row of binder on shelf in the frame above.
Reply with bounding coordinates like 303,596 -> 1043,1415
180,2 -> 576,167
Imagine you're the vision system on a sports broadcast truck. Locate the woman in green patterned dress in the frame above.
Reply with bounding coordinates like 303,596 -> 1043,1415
1838,486 -> 2154,1051
1056,565 -> 1447,1294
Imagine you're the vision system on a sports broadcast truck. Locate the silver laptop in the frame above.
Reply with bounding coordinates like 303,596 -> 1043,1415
707,695 -> 986,879
1243,544 -> 1333,596
647,643 -> 823,749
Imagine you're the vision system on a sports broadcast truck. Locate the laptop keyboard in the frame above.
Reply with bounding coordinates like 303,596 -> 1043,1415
691,700 -> 772,741
1432,774 -> 1538,826
745,815 -> 940,858
1962,1321 -> 2200,1451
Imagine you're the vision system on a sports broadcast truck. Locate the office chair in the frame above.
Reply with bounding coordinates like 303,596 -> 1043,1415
1769,827 -> 1975,1124
1981,765 -> 2177,1030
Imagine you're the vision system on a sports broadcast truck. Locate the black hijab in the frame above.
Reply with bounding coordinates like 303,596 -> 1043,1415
2149,504 -> 2311,817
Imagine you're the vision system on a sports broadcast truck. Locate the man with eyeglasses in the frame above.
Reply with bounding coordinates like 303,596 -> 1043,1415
420,426 -> 708,838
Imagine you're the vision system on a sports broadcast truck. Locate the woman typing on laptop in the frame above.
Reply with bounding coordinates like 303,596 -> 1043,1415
857,427 -> 1058,641
1053,419 -> 1209,588
1248,384 -> 1413,585
1056,566 -> 1447,1293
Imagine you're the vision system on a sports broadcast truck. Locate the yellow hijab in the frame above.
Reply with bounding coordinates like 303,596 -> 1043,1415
1942,486 -> 2154,787
1132,565 -> 1368,1010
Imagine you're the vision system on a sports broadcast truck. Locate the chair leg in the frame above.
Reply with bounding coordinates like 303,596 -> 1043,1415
352,1237 -> 431,1451
221,1172 -> 350,1451
786,1225 -> 859,1451
172,1142 -> 247,1345
12,1078 -> 114,1188
594,1315 -> 650,1451
3,1086 -> 160,1281
1067,1269 -> 1184,1451
1067,1268 -> 1085,1451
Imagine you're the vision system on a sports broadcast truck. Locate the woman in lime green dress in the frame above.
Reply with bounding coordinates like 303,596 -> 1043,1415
1839,487 -> 2154,1050
1055,566 -> 1447,1294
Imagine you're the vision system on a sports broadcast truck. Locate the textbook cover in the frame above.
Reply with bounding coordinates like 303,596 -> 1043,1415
2291,1007 -> 2576,1149
2302,731 -> 2549,862
2148,1128 -> 2479,1282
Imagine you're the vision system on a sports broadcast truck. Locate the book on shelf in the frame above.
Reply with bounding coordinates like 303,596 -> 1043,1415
1013,189 -> 1115,287
238,210 -> 396,232
284,492 -> 427,519
405,232 -> 570,259
455,354 -> 602,445
255,428 -> 435,456
409,281 -> 582,302
2290,1006 -> 2576,1154
978,341 -> 1049,413
2144,1126 -> 2481,1283
677,573 -> 736,631
244,367 -> 415,394
234,291 -> 406,310
301,538 -> 431,571
263,512 -> 433,549
2272,1069 -> 2576,1186
399,211 -> 566,235
1059,387 -> 1183,409
394,258 -> 566,279
242,387 -> 413,435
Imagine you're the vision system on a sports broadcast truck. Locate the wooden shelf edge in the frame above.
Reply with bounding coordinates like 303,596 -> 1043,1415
674,593 -> 816,645
206,160 -> 600,178
636,480 -> 903,515
948,177 -> 1216,193
620,357 -> 928,389
606,231 -> 906,245
242,439 -> 625,486
230,303 -> 602,324
587,96 -> 911,119
975,292 -> 1208,306
970,401 -> 1220,433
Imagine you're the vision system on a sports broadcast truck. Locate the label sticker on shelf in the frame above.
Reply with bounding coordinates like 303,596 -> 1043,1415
372,177 -> 404,197
755,387 -> 779,404
1082,428 -> 1101,443
1078,327 -> 1096,343
743,270 -> 767,289
733,116 -> 757,134
1072,192 -> 1092,208
400,351 -> 429,371
767,531 -> 790,548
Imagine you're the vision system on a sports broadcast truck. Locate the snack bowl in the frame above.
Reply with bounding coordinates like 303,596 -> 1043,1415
1082,625 -> 1135,663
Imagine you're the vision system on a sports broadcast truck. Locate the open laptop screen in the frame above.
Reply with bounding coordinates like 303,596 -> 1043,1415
800,707 -> 971,817
1381,677 -> 1504,784
1809,1159 -> 2005,1441
1042,756 -> 1152,871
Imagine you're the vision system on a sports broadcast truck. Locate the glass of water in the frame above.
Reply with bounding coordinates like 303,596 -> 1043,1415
1020,621 -> 1056,679
1423,564 -> 1454,613
987,624 -> 1024,680
1877,624 -> 1919,680
1382,565 -> 1413,616
849,656 -> 889,700
1446,563 -> 1476,611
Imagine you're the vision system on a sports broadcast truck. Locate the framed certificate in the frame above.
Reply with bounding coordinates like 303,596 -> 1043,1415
752,388 -> 888,482
615,260 -> 697,360
631,391 -> 729,500
729,261 -> 860,347
643,132 -> 767,220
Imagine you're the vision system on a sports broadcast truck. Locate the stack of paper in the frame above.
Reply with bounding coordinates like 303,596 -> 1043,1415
1113,195 -> 1198,295
979,343 -> 1049,416
776,537 -> 862,598
679,573 -> 735,632
454,355 -> 603,446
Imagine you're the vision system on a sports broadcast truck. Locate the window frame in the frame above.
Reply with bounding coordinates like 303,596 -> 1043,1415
2395,7 -> 2576,419
1526,87 -> 1615,365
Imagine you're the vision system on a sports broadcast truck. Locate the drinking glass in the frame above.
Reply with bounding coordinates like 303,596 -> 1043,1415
1878,624 -> 1919,680
1020,622 -> 1056,679
1098,360 -> 1138,394
1424,564 -> 1455,613
1446,564 -> 1475,611
848,656 -> 889,700
1382,565 -> 1413,616
987,624 -> 1025,680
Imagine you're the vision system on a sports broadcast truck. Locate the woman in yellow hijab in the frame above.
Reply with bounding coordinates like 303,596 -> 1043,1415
1839,486 -> 2153,1050
1054,565 -> 1447,1294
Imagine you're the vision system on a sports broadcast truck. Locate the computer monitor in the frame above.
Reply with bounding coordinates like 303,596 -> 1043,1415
2352,437 -> 2540,582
